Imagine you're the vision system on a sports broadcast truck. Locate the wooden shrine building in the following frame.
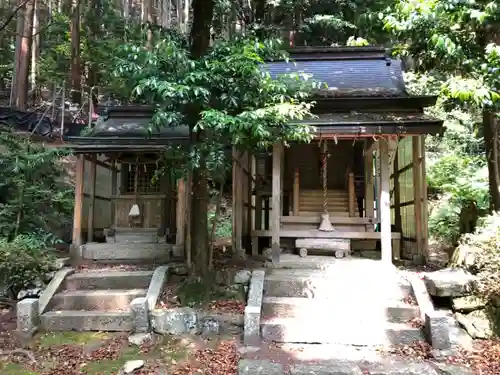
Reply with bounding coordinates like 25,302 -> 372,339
65,46 -> 443,265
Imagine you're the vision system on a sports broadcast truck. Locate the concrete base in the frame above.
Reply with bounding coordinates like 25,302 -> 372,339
41,310 -> 133,331
81,243 -> 171,261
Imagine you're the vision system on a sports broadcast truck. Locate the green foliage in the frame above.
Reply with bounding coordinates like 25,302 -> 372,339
113,34 -> 318,175
384,0 -> 500,109
0,234 -> 57,299
453,213 -> 500,304
0,133 -> 74,239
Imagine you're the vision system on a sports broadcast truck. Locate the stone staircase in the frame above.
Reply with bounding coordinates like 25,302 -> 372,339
40,270 -> 154,331
260,255 -> 423,346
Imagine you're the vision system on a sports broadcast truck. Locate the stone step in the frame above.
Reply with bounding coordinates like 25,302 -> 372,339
111,228 -> 161,244
238,359 -> 469,375
260,318 -> 424,346
81,243 -> 171,261
261,297 -> 419,323
41,310 -> 133,331
65,270 -> 154,290
49,289 -> 146,311
263,274 -> 411,300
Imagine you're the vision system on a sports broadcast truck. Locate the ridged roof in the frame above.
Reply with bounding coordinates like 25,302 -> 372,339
263,57 -> 407,97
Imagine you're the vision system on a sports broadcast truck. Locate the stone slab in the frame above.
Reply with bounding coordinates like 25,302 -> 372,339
424,311 -> 451,350
423,269 -> 477,297
41,310 -> 133,331
295,238 -> 350,251
38,267 -> 75,314
17,298 -> 39,337
290,362 -> 363,375
65,271 -> 154,290
82,243 -> 171,261
130,297 -> 149,333
244,269 -> 265,346
238,359 -> 284,375
146,265 -> 169,311
151,307 -> 197,334
49,288 -> 146,311
452,295 -> 486,312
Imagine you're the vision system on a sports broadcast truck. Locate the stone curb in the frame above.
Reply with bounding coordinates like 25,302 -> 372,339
407,274 -> 451,351
145,265 -> 169,311
244,269 -> 265,346
38,267 -> 75,314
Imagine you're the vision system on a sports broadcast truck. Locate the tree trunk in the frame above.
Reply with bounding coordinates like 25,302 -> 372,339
189,0 -> 214,277
13,0 -> 34,110
30,0 -> 39,105
483,110 -> 500,211
70,0 -> 81,104
87,0 -> 100,108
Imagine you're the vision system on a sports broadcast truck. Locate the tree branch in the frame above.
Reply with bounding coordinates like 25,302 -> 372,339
0,0 -> 32,33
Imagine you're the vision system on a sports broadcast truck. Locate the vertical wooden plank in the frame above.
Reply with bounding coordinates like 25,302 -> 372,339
348,172 -> 355,217
264,198 -> 270,230
420,135 -> 429,261
175,178 -> 186,256
247,153 -> 254,237
232,148 -> 243,255
87,154 -> 97,242
271,143 -> 283,263
110,163 -> 117,228
364,144 -> 374,222
232,148 -> 238,253
71,154 -> 85,258
412,136 -> 424,261
293,168 -> 300,216
393,146 -> 402,261
379,139 -> 392,264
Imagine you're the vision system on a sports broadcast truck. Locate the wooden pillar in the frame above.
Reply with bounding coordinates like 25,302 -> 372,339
175,178 -> 186,256
364,144 -> 375,223
264,197 -> 270,230
379,139 -> 392,264
348,172 -> 355,217
232,148 -> 243,256
293,168 -> 300,216
71,154 -> 85,259
393,145 -> 402,261
420,135 -> 429,261
248,154 -> 255,236
413,136 -> 424,262
110,163 -> 117,228
87,154 -> 97,242
271,143 -> 283,263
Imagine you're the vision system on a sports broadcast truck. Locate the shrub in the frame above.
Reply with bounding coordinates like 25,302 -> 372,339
0,234 -> 57,299
451,213 -> 500,303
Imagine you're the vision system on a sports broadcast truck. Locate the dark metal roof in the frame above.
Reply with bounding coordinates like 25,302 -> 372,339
66,110 -> 443,150
263,58 -> 406,97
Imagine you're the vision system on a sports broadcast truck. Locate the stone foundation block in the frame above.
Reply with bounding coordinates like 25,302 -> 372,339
17,298 -> 39,337
151,307 -> 197,335
425,311 -> 451,350
130,297 -> 149,333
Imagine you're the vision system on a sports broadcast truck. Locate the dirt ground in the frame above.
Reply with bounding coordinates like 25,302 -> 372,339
0,306 -> 240,375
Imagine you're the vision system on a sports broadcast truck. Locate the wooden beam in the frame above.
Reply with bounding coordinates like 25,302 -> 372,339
87,154 -> 97,242
252,229 -> 401,240
293,168 -> 300,216
281,216 -> 376,224
413,136 -> 424,262
110,167 -> 117,227
71,154 -> 85,258
420,135 -> 429,261
84,155 -> 119,171
271,143 -> 283,263
379,138 -> 392,264
232,148 -> 243,256
364,143 -> 375,223
175,179 -> 186,256
348,172 -> 355,217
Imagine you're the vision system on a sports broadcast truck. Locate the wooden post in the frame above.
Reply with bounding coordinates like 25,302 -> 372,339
413,136 -> 424,262
364,145 -> 375,223
110,163 -> 117,228
87,154 -> 97,242
248,154 -> 255,237
271,143 -> 283,263
348,172 -> 355,217
420,135 -> 429,261
232,148 -> 243,256
393,145 -> 402,261
71,154 -> 85,259
175,178 -> 186,256
293,168 -> 300,216
379,139 -> 392,264
264,197 -> 270,230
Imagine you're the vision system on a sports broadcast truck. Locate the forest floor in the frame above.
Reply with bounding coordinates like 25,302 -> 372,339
0,305 -> 240,375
